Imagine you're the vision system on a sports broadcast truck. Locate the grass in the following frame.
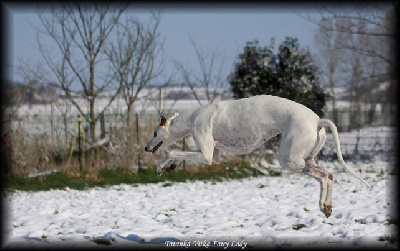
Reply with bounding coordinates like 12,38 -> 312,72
292,224 -> 306,230
92,237 -> 112,246
5,160 -> 269,192
378,234 -> 398,245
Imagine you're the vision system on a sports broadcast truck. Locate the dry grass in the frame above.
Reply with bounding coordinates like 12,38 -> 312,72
6,113 -> 197,178
6,112 -> 256,179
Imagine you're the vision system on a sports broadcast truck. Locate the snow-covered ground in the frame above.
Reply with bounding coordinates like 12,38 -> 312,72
3,160 -> 397,249
4,93 -> 397,248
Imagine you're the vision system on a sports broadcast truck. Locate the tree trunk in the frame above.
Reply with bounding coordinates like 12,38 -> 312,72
126,104 -> 132,125
90,53 -> 96,142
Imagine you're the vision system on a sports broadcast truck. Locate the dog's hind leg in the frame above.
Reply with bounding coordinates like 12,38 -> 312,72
304,158 -> 333,218
278,124 -> 333,217
303,127 -> 334,218
306,127 -> 334,217
305,127 -> 334,217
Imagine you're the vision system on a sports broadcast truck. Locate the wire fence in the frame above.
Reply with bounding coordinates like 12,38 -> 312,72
323,109 -> 395,132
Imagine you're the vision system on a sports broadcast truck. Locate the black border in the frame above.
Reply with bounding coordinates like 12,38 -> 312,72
1,0 -> 398,250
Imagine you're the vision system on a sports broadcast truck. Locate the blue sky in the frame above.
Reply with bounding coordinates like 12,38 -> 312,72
6,4 -> 321,85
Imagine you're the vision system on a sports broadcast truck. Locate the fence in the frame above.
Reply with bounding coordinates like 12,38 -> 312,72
3,108 -> 396,178
323,109 -> 395,132
4,110 -> 193,177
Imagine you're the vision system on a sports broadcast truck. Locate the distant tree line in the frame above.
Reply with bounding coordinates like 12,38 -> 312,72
4,80 -> 58,105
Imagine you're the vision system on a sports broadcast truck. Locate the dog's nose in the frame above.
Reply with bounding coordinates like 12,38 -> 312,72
145,146 -> 148,152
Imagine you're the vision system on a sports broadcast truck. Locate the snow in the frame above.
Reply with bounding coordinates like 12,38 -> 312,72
4,93 -> 397,248
11,87 -> 221,118
4,160 -> 397,248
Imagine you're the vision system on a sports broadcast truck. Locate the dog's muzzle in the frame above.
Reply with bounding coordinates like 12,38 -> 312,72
145,141 -> 163,154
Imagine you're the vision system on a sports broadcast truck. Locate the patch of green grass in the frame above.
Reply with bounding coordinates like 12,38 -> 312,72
378,234 -> 398,245
355,219 -> 367,224
323,221 -> 333,225
162,182 -> 173,187
92,237 -> 111,246
5,160 -> 272,192
5,172 -> 92,191
267,168 -> 282,177
292,224 -> 306,230
385,219 -> 398,226
376,170 -> 385,177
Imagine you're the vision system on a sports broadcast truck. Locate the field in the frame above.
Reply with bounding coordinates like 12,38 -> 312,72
3,95 -> 397,249
4,159 -> 397,248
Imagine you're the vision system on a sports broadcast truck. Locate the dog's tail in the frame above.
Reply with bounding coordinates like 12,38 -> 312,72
318,119 -> 371,188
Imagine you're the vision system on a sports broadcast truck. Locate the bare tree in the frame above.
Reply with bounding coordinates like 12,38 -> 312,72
348,19 -> 366,130
22,3 -> 129,143
105,13 -> 164,125
303,3 -> 396,127
303,4 -> 395,77
314,18 -> 347,126
174,35 -> 229,105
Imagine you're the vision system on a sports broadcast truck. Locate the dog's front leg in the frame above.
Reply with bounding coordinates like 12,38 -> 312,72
168,150 -> 211,165
157,150 -> 171,176
157,151 -> 183,176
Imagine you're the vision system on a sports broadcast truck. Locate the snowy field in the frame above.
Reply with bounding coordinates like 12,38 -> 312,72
3,160 -> 397,249
4,93 -> 397,248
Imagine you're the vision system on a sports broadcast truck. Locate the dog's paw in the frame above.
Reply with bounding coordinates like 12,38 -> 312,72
157,169 -> 164,177
157,164 -> 165,177
322,203 -> 332,218
165,163 -> 177,172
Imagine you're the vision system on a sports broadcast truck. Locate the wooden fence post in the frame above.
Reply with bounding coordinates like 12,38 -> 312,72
182,136 -> 186,171
78,114 -> 82,175
136,113 -> 141,171
100,112 -> 105,139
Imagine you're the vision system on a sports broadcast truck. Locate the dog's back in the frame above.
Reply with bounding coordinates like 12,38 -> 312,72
190,95 -> 320,155
212,95 -> 319,129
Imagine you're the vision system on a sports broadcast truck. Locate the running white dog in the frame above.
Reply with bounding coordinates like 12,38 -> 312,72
144,95 -> 371,217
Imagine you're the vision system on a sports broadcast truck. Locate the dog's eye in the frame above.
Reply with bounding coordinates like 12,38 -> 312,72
154,131 -> 157,137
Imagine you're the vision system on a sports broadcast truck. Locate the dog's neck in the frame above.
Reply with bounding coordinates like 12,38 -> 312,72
168,110 -> 193,139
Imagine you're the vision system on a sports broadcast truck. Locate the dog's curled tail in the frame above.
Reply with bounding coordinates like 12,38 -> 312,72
318,119 -> 371,188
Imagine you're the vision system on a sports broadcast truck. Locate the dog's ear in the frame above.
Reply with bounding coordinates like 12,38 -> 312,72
166,112 -> 179,127
160,116 -> 167,126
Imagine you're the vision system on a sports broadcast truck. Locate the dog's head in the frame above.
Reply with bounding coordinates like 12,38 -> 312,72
144,112 -> 179,154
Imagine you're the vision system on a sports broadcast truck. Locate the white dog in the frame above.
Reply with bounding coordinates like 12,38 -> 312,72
144,95 -> 371,217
